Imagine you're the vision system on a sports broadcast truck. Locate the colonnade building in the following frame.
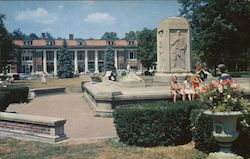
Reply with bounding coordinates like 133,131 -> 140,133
11,37 -> 139,75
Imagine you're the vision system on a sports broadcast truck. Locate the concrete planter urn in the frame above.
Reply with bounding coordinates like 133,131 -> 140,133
204,110 -> 243,159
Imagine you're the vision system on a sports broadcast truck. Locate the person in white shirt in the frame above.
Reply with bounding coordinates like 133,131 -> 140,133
183,75 -> 195,101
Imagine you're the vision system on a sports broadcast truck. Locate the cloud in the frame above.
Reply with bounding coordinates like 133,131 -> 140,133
57,5 -> 64,10
15,7 -> 58,25
82,1 -> 95,10
84,12 -> 115,25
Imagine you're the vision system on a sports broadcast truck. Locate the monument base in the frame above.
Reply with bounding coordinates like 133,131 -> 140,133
154,72 -> 194,83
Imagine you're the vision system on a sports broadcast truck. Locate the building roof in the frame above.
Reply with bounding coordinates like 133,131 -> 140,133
85,40 -> 107,46
32,40 -> 46,46
14,40 -> 24,47
114,40 -> 128,46
13,39 -> 137,47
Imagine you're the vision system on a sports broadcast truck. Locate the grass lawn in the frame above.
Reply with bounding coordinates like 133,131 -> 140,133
12,77 -> 85,93
0,138 -> 207,159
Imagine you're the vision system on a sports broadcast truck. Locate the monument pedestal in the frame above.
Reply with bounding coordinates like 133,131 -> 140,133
155,17 -> 192,82
154,72 -> 194,83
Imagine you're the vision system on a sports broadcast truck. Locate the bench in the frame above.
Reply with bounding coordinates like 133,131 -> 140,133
0,112 -> 67,143
30,87 -> 66,97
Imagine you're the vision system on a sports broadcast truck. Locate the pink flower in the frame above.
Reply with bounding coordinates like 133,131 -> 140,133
218,84 -> 223,93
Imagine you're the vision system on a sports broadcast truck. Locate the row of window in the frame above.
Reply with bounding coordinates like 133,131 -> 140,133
21,51 -> 137,62
24,41 -> 136,46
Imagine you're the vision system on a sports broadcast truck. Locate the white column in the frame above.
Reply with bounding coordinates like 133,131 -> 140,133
74,49 -> 78,74
94,50 -> 99,73
114,50 -> 118,69
43,50 -> 47,72
85,50 -> 88,72
53,50 -> 57,76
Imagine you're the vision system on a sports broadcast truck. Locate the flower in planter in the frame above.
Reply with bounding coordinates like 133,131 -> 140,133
199,79 -> 248,112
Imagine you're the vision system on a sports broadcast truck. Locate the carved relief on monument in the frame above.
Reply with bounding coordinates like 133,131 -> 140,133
170,29 -> 187,70
158,30 -> 164,72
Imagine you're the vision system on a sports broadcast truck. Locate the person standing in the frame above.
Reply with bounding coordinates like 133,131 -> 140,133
41,71 -> 48,84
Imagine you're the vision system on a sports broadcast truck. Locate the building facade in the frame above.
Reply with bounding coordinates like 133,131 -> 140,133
11,38 -> 139,75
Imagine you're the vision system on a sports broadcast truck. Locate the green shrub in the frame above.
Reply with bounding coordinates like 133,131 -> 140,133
113,101 -> 201,147
191,110 -> 250,158
233,113 -> 250,158
90,74 -> 102,82
0,86 -> 29,104
0,92 -> 10,111
190,109 -> 219,153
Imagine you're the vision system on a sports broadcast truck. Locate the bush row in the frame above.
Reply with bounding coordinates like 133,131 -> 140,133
0,92 -> 10,111
114,101 -> 250,157
0,86 -> 29,112
113,101 -> 201,147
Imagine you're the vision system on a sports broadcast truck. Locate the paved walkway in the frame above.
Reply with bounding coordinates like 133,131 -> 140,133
7,93 -> 117,140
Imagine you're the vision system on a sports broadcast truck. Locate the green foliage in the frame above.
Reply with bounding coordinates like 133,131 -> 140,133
191,109 -> 250,158
190,109 -> 219,153
104,46 -> 116,73
124,31 -> 138,40
179,0 -> 250,70
12,28 -> 28,40
90,73 -> 102,82
113,101 -> 200,147
57,40 -> 74,78
0,14 -> 15,74
101,32 -> 118,40
0,86 -> 29,105
0,92 -> 10,111
137,28 -> 157,70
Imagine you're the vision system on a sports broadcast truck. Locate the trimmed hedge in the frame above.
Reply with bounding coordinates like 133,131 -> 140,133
191,109 -> 250,158
0,86 -> 29,104
0,92 -> 10,112
113,101 -> 201,147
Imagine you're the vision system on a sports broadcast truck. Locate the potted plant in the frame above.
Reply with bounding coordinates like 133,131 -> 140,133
199,79 -> 249,159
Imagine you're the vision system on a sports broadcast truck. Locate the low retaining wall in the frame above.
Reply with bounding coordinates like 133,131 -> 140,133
0,112 -> 67,143
30,87 -> 66,97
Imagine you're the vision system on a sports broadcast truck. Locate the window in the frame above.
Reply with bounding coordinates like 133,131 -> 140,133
46,51 -> 54,61
88,51 -> 95,61
98,51 -> 104,60
108,41 -> 114,45
21,53 -> 33,61
24,41 -> 32,46
48,41 -> 55,46
128,51 -> 137,59
78,41 -> 85,45
77,51 -> 85,60
128,41 -> 135,45
36,65 -> 42,71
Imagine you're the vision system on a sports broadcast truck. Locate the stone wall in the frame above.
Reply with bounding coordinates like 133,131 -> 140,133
0,112 -> 67,143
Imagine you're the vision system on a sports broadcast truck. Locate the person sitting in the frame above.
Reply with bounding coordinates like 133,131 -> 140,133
192,74 -> 202,100
192,74 -> 202,92
170,76 -> 185,103
183,75 -> 195,101
217,64 -> 232,82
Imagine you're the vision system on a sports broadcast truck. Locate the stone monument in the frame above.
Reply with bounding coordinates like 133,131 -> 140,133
154,17 -> 192,82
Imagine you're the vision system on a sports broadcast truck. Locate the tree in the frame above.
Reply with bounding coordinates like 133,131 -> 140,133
12,28 -> 27,40
124,31 -> 138,40
137,28 -> 157,70
179,0 -> 250,71
28,33 -> 39,40
101,32 -> 118,40
45,32 -> 53,39
57,40 -> 73,78
0,14 -> 14,75
104,45 -> 116,73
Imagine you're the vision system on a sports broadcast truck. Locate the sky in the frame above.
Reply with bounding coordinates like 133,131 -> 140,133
0,0 -> 181,39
